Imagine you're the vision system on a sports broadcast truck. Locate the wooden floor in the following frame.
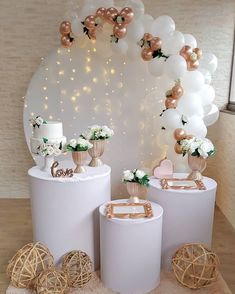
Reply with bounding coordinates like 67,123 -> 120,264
0,200 -> 235,293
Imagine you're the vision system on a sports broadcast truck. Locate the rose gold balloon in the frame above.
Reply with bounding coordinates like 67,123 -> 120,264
172,85 -> 184,99
165,98 -> 177,109
194,47 -> 202,59
141,48 -> 153,61
60,21 -> 71,35
180,45 -> 193,59
105,7 -> 118,24
113,23 -> 127,39
150,37 -> 162,51
188,60 -> 199,71
120,7 -> 134,24
174,143 -> 183,154
84,15 -> 96,29
96,7 -> 106,19
61,35 -> 72,48
174,128 -> 187,141
143,33 -> 153,41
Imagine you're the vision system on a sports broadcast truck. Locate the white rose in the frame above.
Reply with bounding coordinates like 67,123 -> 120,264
90,125 -> 100,131
35,117 -> 44,125
123,170 -> 134,181
87,141 -> 93,149
69,139 -> 77,148
82,130 -> 93,140
135,169 -> 146,179
198,140 -> 214,159
100,131 -> 107,138
46,146 -> 54,156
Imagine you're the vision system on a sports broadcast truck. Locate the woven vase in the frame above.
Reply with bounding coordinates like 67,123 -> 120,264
126,182 -> 143,203
72,151 -> 87,173
88,140 -> 105,167
187,154 -> 207,180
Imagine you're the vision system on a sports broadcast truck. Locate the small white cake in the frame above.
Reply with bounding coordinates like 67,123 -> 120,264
30,120 -> 66,154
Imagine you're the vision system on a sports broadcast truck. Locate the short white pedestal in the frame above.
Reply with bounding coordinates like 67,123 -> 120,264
28,160 -> 111,269
147,173 -> 217,270
99,199 -> 163,294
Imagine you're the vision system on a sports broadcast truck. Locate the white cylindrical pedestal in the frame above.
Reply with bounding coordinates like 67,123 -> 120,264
28,160 -> 111,269
147,173 -> 217,270
100,200 -> 163,294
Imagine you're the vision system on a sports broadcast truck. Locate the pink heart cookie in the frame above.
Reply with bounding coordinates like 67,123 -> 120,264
154,159 -> 173,179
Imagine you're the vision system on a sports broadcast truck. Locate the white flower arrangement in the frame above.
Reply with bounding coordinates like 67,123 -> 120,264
82,125 -> 114,140
29,115 -> 47,128
37,139 -> 62,157
179,137 -> 215,159
122,169 -> 150,187
67,137 -> 93,152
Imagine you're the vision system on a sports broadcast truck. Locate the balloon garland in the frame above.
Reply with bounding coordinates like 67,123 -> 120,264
56,1 -> 218,165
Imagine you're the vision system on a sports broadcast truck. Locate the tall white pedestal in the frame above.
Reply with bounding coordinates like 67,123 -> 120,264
147,173 -> 217,271
28,160 -> 111,269
99,199 -> 163,294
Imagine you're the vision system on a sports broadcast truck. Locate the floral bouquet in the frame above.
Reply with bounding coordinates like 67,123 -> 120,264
122,169 -> 150,187
177,137 -> 215,180
122,169 -> 150,203
66,137 -> 93,152
37,138 -> 63,173
81,125 -> 114,140
29,115 -> 47,128
179,137 -> 215,159
81,125 -> 114,167
37,138 -> 62,157
66,137 -> 93,173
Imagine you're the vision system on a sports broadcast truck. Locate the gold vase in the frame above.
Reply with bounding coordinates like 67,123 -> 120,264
72,151 -> 88,173
126,182 -> 145,203
187,154 -> 207,180
88,140 -> 105,167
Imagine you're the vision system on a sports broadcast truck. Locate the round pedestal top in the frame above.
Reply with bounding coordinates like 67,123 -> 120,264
99,199 -> 163,224
149,173 -> 217,193
28,160 -> 111,183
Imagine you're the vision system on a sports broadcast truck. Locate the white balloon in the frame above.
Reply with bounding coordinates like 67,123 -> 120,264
71,17 -> 84,37
92,0 -> 114,9
164,55 -> 187,80
184,115 -> 207,137
151,15 -> 175,38
203,104 -> 213,115
64,11 -> 79,22
199,84 -> 215,106
76,35 -> 89,48
140,14 -> 154,32
111,40 -> 128,55
125,0 -> 145,19
148,58 -> 165,77
177,93 -> 203,117
127,20 -> 145,42
199,68 -> 212,84
203,104 -> 219,126
161,109 -> 182,130
161,31 -> 185,55
127,42 -> 141,60
161,130 -> 174,145
184,34 -> 197,48
199,53 -> 218,74
95,40 -> 113,58
181,70 -> 205,92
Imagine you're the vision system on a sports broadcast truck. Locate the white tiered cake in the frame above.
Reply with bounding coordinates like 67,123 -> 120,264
30,120 -> 66,154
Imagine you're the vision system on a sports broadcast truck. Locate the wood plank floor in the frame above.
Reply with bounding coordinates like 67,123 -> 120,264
0,199 -> 235,293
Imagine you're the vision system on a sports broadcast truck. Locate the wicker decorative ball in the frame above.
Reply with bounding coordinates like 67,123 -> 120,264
35,267 -> 68,294
7,242 -> 54,289
172,243 -> 219,289
62,250 -> 93,288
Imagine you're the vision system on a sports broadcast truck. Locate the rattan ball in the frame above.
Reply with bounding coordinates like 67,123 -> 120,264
7,242 -> 54,289
35,267 -> 68,294
62,250 -> 93,288
172,243 -> 219,289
